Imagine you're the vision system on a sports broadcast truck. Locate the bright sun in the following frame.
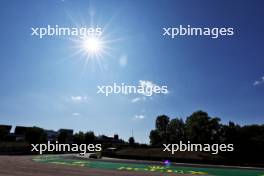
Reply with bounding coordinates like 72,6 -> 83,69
71,34 -> 109,71
70,26 -> 117,71
67,10 -> 122,71
82,37 -> 103,55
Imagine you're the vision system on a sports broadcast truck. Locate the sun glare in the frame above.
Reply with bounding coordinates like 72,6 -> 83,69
67,11 -> 122,71
82,37 -> 102,54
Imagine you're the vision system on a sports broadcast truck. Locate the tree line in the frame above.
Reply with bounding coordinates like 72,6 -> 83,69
149,110 -> 264,163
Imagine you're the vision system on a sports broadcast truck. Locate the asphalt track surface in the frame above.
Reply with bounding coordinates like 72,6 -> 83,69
0,155 -> 195,176
0,155 -> 264,176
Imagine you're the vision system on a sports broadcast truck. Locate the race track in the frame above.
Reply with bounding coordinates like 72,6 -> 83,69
0,155 -> 194,176
0,155 -> 263,176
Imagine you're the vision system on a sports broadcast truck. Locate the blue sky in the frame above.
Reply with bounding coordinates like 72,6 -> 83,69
0,0 -> 264,143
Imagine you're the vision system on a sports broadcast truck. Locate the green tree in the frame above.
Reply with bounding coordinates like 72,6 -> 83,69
156,115 -> 170,132
222,121 -> 240,143
0,128 -> 7,142
73,131 -> 85,144
167,118 -> 185,143
149,129 -> 162,146
208,117 -> 222,143
114,134 -> 119,140
58,131 -> 68,143
185,111 -> 221,143
128,137 -> 135,145
85,131 -> 95,143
